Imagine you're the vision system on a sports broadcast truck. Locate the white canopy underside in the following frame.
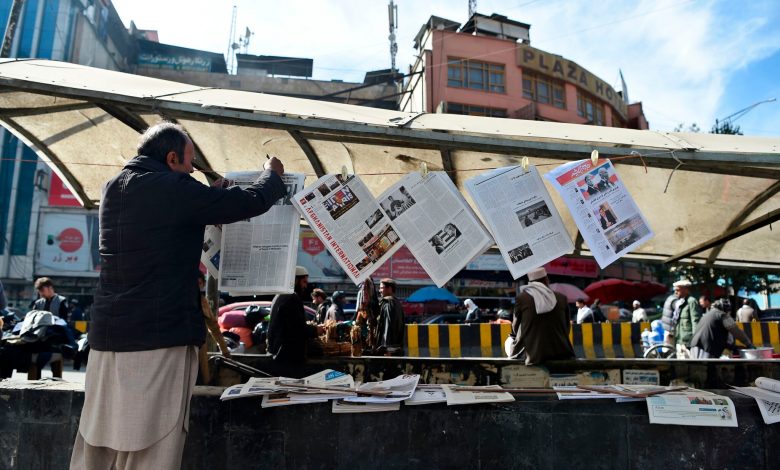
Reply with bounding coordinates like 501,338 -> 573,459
0,59 -> 777,268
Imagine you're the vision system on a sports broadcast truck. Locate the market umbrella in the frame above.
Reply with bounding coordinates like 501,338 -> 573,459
549,283 -> 590,303
405,286 -> 460,304
584,279 -> 640,304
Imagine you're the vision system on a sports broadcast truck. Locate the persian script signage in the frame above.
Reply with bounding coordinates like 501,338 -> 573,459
516,44 -> 627,119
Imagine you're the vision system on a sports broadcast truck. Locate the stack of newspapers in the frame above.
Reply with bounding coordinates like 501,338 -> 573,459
732,377 -> 780,424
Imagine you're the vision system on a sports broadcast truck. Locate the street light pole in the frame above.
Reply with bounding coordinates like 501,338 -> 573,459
716,97 -> 777,127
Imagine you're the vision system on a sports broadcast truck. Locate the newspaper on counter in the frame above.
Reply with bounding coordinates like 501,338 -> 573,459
377,172 -> 493,287
293,174 -> 403,284
201,224 -> 222,278
332,400 -> 401,413
756,377 -> 780,394
646,391 -> 738,427
441,384 -> 515,405
465,166 -> 573,279
405,385 -> 448,406
343,374 -> 420,403
545,159 -> 653,268
731,385 -> 780,425
220,369 -> 355,401
219,172 -> 304,294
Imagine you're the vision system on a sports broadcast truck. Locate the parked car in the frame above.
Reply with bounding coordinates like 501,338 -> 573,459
758,308 -> 780,321
421,313 -> 467,324
218,301 -> 316,322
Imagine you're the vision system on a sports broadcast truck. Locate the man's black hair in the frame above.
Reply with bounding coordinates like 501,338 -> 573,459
137,122 -> 189,164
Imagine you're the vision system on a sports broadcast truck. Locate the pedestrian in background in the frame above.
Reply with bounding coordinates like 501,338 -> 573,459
575,298 -> 594,324
631,300 -> 648,323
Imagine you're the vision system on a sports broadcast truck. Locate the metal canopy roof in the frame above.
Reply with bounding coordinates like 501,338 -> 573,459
0,59 -> 777,269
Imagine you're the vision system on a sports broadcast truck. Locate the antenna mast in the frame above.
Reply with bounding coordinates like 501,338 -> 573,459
388,0 -> 398,73
469,0 -> 477,18
226,5 -> 237,74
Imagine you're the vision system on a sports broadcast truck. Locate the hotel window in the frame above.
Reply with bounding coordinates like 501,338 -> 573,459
576,90 -> 605,126
447,103 -> 507,118
522,72 -> 566,109
447,58 -> 505,93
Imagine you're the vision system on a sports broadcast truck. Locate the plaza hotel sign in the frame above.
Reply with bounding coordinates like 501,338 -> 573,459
517,44 -> 628,119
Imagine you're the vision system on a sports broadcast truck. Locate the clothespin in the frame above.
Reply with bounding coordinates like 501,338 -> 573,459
521,156 -> 529,172
590,150 -> 599,166
420,162 -> 429,178
341,165 -> 348,180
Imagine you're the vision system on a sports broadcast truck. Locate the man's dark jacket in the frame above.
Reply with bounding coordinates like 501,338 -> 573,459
267,293 -> 319,363
89,156 -> 286,352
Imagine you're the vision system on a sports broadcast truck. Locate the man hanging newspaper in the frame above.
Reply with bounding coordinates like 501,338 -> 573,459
293,174 -> 403,284
465,166 -> 573,279
219,172 -> 305,294
377,172 -> 493,287
545,159 -> 653,268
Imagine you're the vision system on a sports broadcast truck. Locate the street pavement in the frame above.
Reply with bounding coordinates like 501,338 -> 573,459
7,360 -> 86,384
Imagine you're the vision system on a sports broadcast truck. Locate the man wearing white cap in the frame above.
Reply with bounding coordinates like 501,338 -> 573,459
631,300 -> 648,323
505,267 -> 575,365
267,266 -> 325,364
671,279 -> 702,358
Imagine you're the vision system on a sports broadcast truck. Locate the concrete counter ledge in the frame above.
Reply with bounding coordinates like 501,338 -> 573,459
0,380 -> 778,469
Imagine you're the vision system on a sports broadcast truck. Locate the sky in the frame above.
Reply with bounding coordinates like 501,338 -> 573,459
111,0 -> 780,136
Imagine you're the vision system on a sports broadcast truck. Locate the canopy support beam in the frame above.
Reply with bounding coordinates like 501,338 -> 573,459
706,180 -> 780,265
0,101 -> 94,117
440,147 -> 456,184
0,116 -> 95,209
664,208 -> 780,264
289,130 -> 325,177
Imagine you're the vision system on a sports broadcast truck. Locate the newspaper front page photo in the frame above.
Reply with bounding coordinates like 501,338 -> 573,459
218,172 -> 304,294
545,159 -> 653,268
377,172 -> 493,287
466,166 -> 573,279
293,174 -> 403,284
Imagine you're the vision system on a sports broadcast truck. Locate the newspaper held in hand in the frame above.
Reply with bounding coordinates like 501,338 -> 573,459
201,224 -> 222,278
441,384 -> 515,405
293,174 -> 403,284
377,172 -> 493,287
646,391 -> 738,427
465,166 -> 573,279
545,159 -> 653,268
218,172 -> 304,294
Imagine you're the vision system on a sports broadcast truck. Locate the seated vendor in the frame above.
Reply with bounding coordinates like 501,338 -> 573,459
267,266 -> 325,363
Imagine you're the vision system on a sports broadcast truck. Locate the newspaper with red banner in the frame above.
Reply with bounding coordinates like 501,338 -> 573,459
293,174 -> 403,284
545,159 -> 653,268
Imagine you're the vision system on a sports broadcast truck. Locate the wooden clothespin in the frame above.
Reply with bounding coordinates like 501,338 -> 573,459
420,162 -> 429,178
521,156 -> 529,172
590,149 -> 599,166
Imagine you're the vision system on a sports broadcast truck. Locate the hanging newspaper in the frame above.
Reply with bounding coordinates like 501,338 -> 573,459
218,172 -> 304,294
293,174 -> 403,284
377,172 -> 493,287
545,159 -> 653,268
201,224 -> 222,278
465,166 -> 573,279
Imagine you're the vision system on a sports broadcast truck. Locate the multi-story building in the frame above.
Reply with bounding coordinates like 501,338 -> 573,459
401,13 -> 649,130
0,0 -> 133,308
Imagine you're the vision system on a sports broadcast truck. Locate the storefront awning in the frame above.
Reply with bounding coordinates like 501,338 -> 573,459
0,59 -> 777,268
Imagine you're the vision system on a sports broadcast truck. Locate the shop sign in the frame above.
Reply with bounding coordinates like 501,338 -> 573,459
37,213 -> 99,275
544,257 -> 599,278
48,173 -> 81,207
516,44 -> 627,118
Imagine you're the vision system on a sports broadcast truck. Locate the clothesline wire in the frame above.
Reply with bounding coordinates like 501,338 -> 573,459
0,149 -> 671,177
